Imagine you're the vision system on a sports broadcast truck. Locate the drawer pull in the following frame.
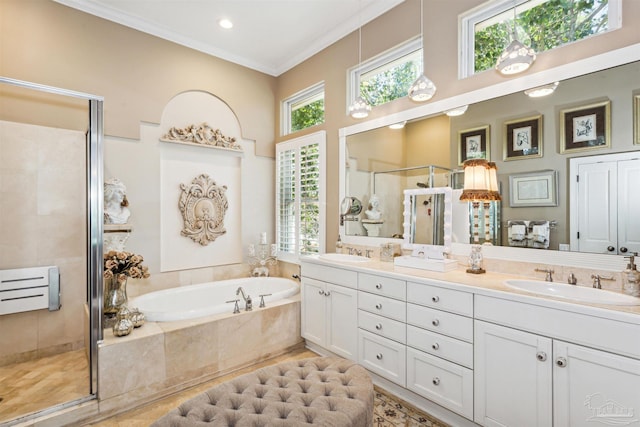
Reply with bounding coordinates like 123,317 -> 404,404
536,351 -> 547,362
376,353 -> 383,360
432,377 -> 440,386
556,357 -> 567,368
375,283 -> 382,290
318,290 -> 324,295
375,323 -> 382,330
432,296 -> 440,303
432,343 -> 439,350
375,303 -> 382,310
432,319 -> 440,327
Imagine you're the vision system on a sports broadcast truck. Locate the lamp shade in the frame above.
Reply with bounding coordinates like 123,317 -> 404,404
495,39 -> 536,75
487,161 -> 501,201
459,159 -> 500,201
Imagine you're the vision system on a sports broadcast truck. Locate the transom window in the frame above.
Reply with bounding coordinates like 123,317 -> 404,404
282,82 -> 325,136
348,37 -> 422,111
460,0 -> 621,77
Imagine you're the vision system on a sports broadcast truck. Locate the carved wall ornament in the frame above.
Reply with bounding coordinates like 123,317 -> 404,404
162,122 -> 242,151
179,174 -> 229,246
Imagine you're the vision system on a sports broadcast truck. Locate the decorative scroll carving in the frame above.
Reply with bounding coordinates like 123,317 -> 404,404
179,174 -> 228,246
162,122 -> 242,151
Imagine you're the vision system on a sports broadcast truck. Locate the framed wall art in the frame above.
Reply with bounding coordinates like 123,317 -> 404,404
503,115 -> 543,161
458,125 -> 490,165
559,100 -> 610,153
508,170 -> 558,208
634,94 -> 640,145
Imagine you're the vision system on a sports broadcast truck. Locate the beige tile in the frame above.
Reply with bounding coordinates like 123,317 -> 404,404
163,320 -> 219,379
0,311 -> 39,359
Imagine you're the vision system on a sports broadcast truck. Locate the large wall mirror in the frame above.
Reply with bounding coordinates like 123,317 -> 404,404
338,45 -> 640,270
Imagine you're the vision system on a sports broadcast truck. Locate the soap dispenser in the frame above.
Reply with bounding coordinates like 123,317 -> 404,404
335,235 -> 343,254
622,252 -> 640,297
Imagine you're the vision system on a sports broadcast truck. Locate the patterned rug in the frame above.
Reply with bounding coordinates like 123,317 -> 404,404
374,386 -> 450,427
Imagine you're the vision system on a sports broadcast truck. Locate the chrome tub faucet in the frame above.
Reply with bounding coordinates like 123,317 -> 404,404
236,286 -> 252,311
535,268 -> 554,282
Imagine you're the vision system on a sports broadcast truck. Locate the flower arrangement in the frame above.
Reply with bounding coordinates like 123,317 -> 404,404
103,250 -> 150,282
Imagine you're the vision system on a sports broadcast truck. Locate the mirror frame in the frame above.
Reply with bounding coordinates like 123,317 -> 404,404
339,43 -> 640,272
402,187 -> 453,253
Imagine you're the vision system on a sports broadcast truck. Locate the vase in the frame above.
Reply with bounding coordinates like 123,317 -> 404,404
104,274 -> 128,314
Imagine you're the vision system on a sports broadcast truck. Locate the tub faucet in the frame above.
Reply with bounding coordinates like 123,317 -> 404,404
535,268 -> 554,282
236,287 -> 253,311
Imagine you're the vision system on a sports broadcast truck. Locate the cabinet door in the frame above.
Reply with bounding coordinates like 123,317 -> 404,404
326,283 -> 357,359
553,341 -> 640,427
617,158 -> 640,254
474,321 -> 552,427
301,278 -> 326,346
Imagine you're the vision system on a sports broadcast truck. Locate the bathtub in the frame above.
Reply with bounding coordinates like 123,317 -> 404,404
131,277 -> 299,322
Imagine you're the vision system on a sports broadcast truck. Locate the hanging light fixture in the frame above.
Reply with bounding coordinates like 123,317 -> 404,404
349,6 -> 371,119
495,3 -> 536,76
408,0 -> 436,102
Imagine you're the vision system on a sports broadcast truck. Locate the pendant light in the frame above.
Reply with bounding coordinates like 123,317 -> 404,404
349,5 -> 371,119
495,3 -> 536,75
408,0 -> 436,102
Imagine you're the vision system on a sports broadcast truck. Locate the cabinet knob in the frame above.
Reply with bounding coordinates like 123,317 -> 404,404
607,246 -> 615,252
432,377 -> 440,386
432,319 -> 440,327
325,291 -> 331,297
376,283 -> 382,289
375,323 -> 382,330
536,351 -> 547,362
376,353 -> 383,360
432,343 -> 439,350
318,290 -> 324,295
375,303 -> 382,310
556,357 -> 567,368
620,247 -> 629,253
432,296 -> 440,303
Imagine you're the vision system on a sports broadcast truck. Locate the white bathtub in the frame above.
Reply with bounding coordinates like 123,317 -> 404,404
131,277 -> 300,322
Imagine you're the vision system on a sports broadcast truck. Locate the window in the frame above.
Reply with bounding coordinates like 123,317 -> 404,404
282,82 -> 324,136
460,0 -> 621,77
276,131 -> 326,262
348,37 -> 422,111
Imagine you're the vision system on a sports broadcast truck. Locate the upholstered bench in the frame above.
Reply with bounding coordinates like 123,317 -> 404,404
152,356 -> 374,426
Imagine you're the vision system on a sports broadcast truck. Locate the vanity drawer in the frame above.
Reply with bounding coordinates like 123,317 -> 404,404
302,262 -> 358,289
358,310 -> 406,344
406,347 -> 473,420
359,291 -> 406,322
359,329 -> 406,386
407,304 -> 473,343
407,281 -> 473,316
407,325 -> 473,368
359,273 -> 406,300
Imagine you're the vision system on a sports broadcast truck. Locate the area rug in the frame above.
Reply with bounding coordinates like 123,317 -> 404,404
374,386 -> 450,427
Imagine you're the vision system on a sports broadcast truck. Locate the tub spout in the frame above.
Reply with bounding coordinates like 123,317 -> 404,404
236,287 -> 253,311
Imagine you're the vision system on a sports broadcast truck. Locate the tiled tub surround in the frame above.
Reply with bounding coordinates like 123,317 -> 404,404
97,294 -> 302,418
301,255 -> 640,427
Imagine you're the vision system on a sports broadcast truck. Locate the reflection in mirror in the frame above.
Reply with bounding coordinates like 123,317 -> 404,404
401,187 -> 453,253
343,60 -> 640,255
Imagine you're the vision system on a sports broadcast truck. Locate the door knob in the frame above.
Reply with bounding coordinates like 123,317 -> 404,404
376,283 -> 382,289
432,377 -> 440,385
318,290 -> 324,295
432,296 -> 440,303
620,247 -> 628,253
376,353 -> 383,360
432,343 -> 440,350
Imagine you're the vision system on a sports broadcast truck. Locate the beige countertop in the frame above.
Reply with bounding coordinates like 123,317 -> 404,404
301,255 -> 640,323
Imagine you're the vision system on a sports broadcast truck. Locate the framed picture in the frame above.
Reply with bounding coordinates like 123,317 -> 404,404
508,170 -> 558,208
458,125 -> 490,165
503,115 -> 543,161
634,94 -> 640,145
559,100 -> 611,153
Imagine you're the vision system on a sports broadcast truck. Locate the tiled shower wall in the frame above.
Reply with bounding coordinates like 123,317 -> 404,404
0,120 -> 87,365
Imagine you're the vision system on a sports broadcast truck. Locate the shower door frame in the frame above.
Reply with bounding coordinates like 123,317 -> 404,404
0,77 -> 104,401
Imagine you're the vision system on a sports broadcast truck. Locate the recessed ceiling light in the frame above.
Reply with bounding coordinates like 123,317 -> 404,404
445,105 -> 468,117
524,82 -> 559,98
218,18 -> 233,29
389,121 -> 406,129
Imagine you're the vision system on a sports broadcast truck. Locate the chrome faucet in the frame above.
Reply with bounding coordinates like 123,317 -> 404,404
591,274 -> 615,289
535,268 -> 554,282
236,286 -> 252,311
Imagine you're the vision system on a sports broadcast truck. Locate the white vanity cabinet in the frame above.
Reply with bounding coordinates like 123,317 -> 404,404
406,281 -> 474,420
357,273 -> 407,386
475,295 -> 640,427
300,262 -> 358,360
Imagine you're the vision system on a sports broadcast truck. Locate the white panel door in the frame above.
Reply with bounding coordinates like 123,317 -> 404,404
326,283 -> 358,359
617,158 -> 640,254
553,341 -> 640,427
474,321 -> 552,427
301,278 -> 326,346
575,161 -> 617,254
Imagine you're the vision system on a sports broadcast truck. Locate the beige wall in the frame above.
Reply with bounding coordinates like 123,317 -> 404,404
276,0 -> 640,247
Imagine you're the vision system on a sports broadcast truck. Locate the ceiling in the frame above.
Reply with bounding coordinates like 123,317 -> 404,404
53,0 -> 406,76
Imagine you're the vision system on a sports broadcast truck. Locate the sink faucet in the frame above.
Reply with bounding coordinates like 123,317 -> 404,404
236,286 -> 252,311
591,274 -> 615,289
535,268 -> 554,282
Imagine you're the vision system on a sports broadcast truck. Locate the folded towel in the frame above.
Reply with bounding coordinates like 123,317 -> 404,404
510,224 -> 526,241
532,224 -> 549,243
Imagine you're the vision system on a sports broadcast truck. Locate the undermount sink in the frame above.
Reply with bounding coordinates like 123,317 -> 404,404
504,279 -> 640,306
318,253 -> 370,263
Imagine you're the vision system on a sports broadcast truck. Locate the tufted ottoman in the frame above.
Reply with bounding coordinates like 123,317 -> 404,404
152,356 -> 374,426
